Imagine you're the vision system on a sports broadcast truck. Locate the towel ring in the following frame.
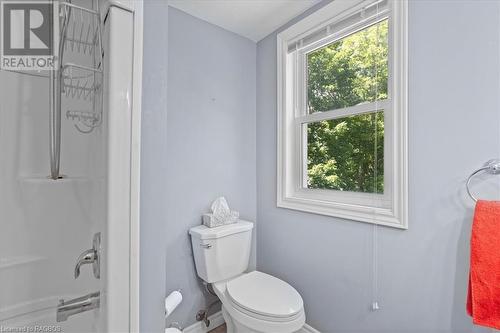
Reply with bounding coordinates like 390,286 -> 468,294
466,159 -> 500,202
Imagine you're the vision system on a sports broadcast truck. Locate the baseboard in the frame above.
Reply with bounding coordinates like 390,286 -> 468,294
299,323 -> 321,333
182,311 -> 225,333
181,310 -> 320,333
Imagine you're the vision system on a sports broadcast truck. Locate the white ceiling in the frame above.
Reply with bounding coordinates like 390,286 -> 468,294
168,0 -> 321,42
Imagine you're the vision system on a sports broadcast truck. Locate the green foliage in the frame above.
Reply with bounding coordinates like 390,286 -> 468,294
306,20 -> 388,193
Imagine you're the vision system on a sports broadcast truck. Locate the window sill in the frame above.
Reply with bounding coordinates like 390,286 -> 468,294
277,195 -> 407,229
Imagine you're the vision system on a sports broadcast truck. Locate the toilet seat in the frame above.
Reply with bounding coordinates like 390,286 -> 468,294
226,271 -> 303,321
213,271 -> 306,333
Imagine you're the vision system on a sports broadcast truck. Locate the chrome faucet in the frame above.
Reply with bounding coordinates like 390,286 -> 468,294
57,291 -> 100,322
74,232 -> 100,279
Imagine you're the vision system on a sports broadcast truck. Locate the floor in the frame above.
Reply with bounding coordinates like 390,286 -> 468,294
208,324 -> 226,333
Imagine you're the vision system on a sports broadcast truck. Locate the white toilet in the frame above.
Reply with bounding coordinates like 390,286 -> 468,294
189,220 -> 305,333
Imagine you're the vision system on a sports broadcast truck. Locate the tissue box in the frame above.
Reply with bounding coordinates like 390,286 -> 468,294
202,211 -> 239,228
202,213 -> 223,228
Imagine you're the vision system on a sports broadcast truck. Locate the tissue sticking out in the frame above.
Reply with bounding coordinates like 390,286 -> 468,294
202,197 -> 239,228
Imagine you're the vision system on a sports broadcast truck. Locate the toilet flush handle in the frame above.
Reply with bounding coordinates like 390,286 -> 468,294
200,243 -> 212,249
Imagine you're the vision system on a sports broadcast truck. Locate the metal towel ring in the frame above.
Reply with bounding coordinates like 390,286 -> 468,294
466,159 -> 500,202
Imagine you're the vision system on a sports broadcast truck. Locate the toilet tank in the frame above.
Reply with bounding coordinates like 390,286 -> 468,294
189,220 -> 253,283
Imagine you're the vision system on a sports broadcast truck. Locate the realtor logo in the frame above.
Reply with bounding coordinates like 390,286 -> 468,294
0,1 -> 58,70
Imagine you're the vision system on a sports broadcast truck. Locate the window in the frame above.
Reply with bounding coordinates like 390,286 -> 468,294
277,0 -> 408,228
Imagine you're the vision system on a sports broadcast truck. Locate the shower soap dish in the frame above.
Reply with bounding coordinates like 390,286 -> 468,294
66,110 -> 101,133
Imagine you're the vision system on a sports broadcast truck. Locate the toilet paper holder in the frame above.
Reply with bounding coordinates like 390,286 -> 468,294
166,322 -> 182,332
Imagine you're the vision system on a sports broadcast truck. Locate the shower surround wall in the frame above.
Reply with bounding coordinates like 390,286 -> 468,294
0,60 -> 104,332
140,6 -> 256,331
0,2 -> 136,331
256,1 -> 500,332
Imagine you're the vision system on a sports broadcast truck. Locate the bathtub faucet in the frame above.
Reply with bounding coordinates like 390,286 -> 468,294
56,291 -> 100,322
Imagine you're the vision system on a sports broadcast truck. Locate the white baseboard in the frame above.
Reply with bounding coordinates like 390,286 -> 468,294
182,311 -> 225,333
299,323 -> 321,333
181,311 -> 320,333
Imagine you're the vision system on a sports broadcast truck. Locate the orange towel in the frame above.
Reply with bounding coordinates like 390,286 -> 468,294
467,200 -> 500,330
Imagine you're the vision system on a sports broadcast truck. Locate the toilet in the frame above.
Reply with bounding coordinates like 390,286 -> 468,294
189,220 -> 305,333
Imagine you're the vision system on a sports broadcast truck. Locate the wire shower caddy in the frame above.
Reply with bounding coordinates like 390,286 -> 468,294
49,0 -> 104,179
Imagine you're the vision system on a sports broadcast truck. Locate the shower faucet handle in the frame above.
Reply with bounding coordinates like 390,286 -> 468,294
74,249 -> 97,279
74,232 -> 101,279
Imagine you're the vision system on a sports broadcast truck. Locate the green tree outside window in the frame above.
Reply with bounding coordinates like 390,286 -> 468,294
306,20 -> 388,194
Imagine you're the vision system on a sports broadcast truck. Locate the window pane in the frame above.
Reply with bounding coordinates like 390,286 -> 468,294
306,111 -> 384,193
307,20 -> 388,114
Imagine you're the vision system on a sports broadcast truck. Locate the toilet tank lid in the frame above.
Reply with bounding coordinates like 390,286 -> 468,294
189,220 -> 253,240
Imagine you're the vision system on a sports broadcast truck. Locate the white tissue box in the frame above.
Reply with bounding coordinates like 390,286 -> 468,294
202,213 -> 222,228
202,211 -> 239,228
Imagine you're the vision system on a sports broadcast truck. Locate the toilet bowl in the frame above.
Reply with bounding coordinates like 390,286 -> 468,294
213,271 -> 305,333
189,221 -> 305,333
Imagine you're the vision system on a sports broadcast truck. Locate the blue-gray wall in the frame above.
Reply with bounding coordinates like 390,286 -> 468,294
164,7 -> 257,330
256,1 -> 499,332
142,1 -> 500,332
140,1 -> 169,332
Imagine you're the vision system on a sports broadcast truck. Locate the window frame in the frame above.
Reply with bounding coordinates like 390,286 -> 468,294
277,0 -> 408,229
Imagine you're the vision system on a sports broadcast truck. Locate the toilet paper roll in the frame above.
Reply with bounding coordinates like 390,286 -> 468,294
165,328 -> 181,333
165,290 -> 182,318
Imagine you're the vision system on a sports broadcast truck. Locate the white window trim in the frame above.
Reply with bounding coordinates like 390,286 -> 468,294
277,0 -> 408,229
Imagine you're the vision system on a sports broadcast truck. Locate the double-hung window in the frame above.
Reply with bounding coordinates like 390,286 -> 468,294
277,0 -> 408,228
